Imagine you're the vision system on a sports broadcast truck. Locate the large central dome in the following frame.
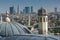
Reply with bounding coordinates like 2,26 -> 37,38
0,22 -> 31,37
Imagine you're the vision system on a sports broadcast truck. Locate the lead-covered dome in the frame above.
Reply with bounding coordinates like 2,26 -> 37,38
0,22 -> 31,37
38,7 -> 47,16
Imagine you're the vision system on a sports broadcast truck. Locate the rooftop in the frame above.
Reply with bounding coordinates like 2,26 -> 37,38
0,22 -> 31,37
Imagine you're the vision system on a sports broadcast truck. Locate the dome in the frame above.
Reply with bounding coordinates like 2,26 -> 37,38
0,22 -> 31,37
39,8 -> 46,13
38,7 -> 47,16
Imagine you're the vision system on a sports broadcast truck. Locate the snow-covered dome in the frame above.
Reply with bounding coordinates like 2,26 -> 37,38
0,22 -> 31,37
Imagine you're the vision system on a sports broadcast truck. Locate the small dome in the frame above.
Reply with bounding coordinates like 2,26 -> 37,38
39,8 -> 46,13
38,7 -> 47,16
0,22 -> 31,37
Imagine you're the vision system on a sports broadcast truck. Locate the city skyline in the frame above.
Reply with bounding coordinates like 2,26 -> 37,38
0,0 -> 60,13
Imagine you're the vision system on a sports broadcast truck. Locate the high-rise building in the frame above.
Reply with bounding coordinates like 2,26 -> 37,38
23,9 -> 25,14
10,6 -> 14,14
23,6 -> 33,14
17,5 -> 19,14
55,7 -> 57,13
31,6 -> 33,13
25,7 -> 30,14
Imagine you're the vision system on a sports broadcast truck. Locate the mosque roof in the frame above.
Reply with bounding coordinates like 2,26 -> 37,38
0,22 -> 31,37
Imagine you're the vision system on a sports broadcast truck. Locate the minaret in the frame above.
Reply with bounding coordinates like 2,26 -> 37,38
28,14 -> 31,26
38,8 -> 48,35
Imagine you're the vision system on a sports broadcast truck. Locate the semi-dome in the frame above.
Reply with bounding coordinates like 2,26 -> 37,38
0,22 -> 31,37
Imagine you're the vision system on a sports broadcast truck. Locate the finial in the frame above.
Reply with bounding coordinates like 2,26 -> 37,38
6,11 -> 9,17
5,11 -> 10,22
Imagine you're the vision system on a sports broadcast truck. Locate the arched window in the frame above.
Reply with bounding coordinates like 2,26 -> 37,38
43,17 -> 45,22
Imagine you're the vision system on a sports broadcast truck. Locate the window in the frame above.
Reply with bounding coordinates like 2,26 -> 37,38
43,17 -> 45,22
